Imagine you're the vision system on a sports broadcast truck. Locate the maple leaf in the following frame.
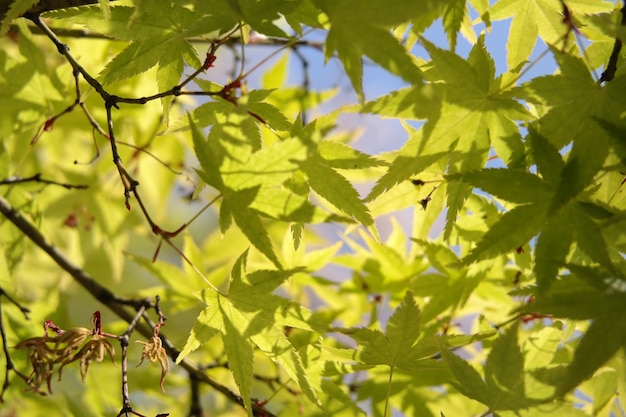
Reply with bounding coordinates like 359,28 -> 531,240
177,251 -> 321,414
440,323 -> 543,411
314,0 -> 433,100
449,162 -> 615,288
520,272 -> 626,396
364,36 -> 529,238
490,0 -> 614,70
522,53 -> 626,211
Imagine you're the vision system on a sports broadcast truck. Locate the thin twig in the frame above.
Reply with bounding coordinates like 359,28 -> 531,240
0,173 -> 89,190
290,46 -> 311,126
153,296 -> 166,327
0,194 -> 277,417
28,15 -> 231,257
0,302 -> 11,403
118,303 -> 149,415
12,23 -> 326,49
188,372 -> 203,417
0,288 -> 30,402
29,15 -> 113,103
0,289 -> 30,318
600,6 -> 626,83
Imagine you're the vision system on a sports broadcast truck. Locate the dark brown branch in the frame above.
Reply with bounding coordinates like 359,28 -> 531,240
0,0 -> 107,23
600,6 -> 626,83
28,14 -> 221,234
28,15 -> 230,108
9,23 -> 326,49
0,195 -> 276,417
117,303 -> 149,416
0,289 -> 30,318
0,288 -> 30,402
29,15 -> 113,103
153,295 -> 166,327
290,46 -> 311,125
0,173 -> 89,190
0,300 -> 10,403
188,371 -> 203,417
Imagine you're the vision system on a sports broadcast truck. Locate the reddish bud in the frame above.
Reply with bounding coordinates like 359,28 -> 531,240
44,319 -> 64,335
92,311 -> 102,335
31,118 -> 56,144
43,118 -> 55,132
63,212 -> 78,228
203,53 -> 216,70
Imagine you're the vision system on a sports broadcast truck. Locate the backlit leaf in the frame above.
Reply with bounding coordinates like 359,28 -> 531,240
300,158 -> 373,227
464,203 -> 549,264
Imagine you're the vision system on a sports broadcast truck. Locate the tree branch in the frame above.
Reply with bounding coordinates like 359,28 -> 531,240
0,195 -> 276,417
0,288 -> 30,402
0,174 -> 88,189
600,6 -> 626,83
0,0 -> 108,22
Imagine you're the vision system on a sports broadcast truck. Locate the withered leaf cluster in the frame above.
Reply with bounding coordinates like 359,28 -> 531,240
14,314 -> 115,394
136,333 -> 170,392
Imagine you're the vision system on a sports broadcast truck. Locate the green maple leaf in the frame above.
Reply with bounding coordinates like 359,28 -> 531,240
314,0 -> 431,100
361,292 -> 422,369
442,0 -> 467,51
178,252 -> 321,413
447,169 -> 553,205
483,324 -> 529,410
49,2 -> 217,85
452,166 -> 615,288
533,213 -> 573,292
220,136 -> 306,191
0,0 -> 39,35
556,317 -> 626,397
223,0 -> 301,37
220,308 -> 254,417
190,109 -> 326,265
404,333 -> 496,367
522,273 -> 626,396
300,157 -> 373,228
496,403 -> 595,417
46,5 -> 188,41
490,0 -> 614,71
523,55 -> 626,212
190,117 -> 275,266
177,307 -> 222,365
527,128 -> 564,186
169,89 -> 290,135
221,187 -> 282,268
317,141 -> 386,170
441,324 -> 536,411
446,167 -> 552,261
349,292 -> 495,378
364,36 -> 528,238
438,345 -> 489,405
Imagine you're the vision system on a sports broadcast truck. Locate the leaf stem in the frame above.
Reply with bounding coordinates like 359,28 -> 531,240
383,366 -> 394,417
